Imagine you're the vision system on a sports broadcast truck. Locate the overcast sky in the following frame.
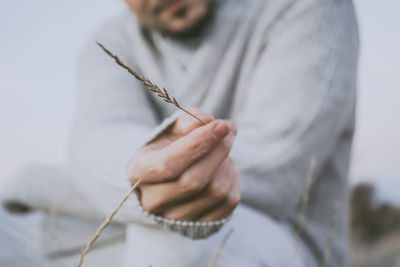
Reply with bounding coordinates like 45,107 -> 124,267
0,0 -> 399,203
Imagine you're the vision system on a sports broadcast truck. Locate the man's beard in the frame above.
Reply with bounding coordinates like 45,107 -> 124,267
159,1 -> 216,40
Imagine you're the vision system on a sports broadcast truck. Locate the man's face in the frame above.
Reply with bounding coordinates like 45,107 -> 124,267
125,0 -> 213,34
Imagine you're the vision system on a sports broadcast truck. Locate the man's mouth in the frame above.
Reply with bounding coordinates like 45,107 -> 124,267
153,0 -> 186,16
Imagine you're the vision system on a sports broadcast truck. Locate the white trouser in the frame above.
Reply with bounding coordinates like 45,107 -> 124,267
0,205 -> 316,267
0,208 -> 124,267
123,205 -> 317,267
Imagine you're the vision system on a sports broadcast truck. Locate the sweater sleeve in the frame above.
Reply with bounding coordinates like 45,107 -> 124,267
68,25 -> 226,238
231,0 -> 359,220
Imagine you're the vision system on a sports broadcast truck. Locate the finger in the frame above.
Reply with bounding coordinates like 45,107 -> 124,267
174,130 -> 236,194
164,120 -> 237,179
170,107 -> 214,137
136,108 -> 214,153
162,159 -> 235,221
198,167 -> 241,222
132,119 -> 231,183
138,131 -> 236,213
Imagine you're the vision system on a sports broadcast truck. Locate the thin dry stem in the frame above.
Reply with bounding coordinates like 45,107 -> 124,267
207,228 -> 234,267
75,179 -> 142,267
290,157 -> 317,267
322,202 -> 339,267
97,42 -> 206,125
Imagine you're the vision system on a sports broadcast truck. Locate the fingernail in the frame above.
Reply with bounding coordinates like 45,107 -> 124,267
228,121 -> 238,136
214,122 -> 229,138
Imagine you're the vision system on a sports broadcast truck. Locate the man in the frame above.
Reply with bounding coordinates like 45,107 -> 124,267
0,0 -> 358,266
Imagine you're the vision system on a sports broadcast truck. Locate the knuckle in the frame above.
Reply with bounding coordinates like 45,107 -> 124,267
145,163 -> 163,178
199,131 -> 218,148
227,191 -> 241,209
161,160 -> 175,179
209,180 -> 229,202
179,174 -> 203,194
142,197 -> 162,214
189,141 -> 206,157
148,159 -> 174,180
188,134 -> 217,160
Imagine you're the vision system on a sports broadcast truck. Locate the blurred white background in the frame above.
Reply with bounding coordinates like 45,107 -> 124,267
0,1 -> 399,201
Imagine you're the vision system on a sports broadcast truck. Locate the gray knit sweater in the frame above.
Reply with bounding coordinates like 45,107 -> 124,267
1,0 -> 358,266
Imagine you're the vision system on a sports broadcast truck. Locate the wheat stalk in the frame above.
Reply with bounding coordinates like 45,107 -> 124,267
97,42 -> 206,125
207,228 -> 234,267
322,202 -> 339,267
75,179 -> 142,267
289,157 -> 317,267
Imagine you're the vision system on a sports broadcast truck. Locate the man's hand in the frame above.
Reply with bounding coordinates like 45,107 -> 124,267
128,108 -> 241,222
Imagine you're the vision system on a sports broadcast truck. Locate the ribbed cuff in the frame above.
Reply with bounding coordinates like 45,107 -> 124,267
137,203 -> 229,239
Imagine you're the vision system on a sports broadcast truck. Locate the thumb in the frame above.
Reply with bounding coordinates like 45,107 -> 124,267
171,108 -> 214,137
